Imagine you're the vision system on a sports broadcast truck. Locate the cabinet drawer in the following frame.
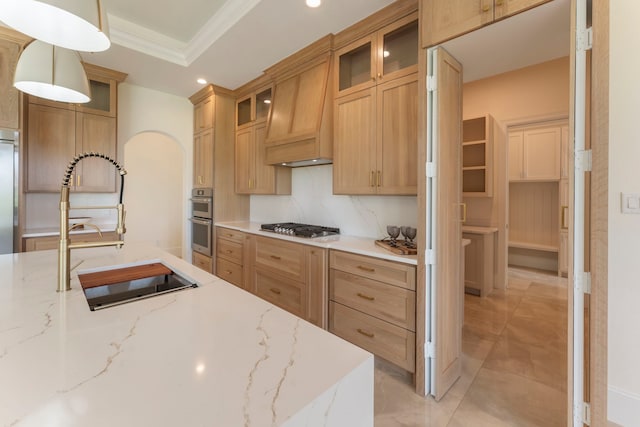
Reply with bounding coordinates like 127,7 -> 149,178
255,269 -> 306,319
255,236 -> 305,281
216,257 -> 243,288
216,227 -> 245,243
330,302 -> 415,372
330,250 -> 415,291
330,269 -> 415,331
192,251 -> 212,273
216,238 -> 243,263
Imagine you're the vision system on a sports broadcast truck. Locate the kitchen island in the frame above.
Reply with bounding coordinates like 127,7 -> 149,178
0,244 -> 373,426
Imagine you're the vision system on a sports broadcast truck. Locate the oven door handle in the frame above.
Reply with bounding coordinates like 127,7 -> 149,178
190,197 -> 212,203
189,218 -> 212,226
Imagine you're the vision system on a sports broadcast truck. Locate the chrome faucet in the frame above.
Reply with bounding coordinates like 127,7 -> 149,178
58,152 -> 127,292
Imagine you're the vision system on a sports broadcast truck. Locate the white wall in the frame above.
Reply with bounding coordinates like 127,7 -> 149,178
250,165 -> 418,239
608,1 -> 640,425
117,83 -> 193,259
123,132 -> 183,257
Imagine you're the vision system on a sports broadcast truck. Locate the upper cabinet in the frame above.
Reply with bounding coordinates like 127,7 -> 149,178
24,64 -> 126,193
336,14 -> 418,98
263,35 -> 334,166
234,78 -> 291,195
509,121 -> 565,182
420,0 -> 551,48
333,11 -> 419,195
0,30 -> 23,129
462,115 -> 494,197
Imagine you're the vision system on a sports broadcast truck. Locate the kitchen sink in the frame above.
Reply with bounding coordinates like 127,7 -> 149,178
79,262 -> 197,311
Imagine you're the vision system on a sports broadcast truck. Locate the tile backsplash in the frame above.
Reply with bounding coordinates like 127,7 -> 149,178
250,165 -> 418,239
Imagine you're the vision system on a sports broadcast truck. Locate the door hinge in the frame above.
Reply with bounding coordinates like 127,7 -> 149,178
426,162 -> 436,177
575,271 -> 591,294
577,27 -> 593,52
425,341 -> 435,359
425,249 -> 435,265
575,402 -> 591,425
576,149 -> 592,172
427,75 -> 437,92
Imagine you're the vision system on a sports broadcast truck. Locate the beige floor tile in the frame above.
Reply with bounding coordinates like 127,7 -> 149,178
526,282 -> 569,301
450,368 -> 567,427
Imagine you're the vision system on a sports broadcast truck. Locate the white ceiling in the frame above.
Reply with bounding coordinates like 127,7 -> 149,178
11,0 -> 570,98
80,0 -> 397,97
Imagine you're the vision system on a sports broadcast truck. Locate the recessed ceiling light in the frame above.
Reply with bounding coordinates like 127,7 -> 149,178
306,0 -> 321,8
197,78 -> 207,85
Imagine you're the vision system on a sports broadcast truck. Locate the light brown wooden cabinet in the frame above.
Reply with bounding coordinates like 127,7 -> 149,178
234,81 -> 291,195
462,115 -> 494,197
335,14 -> 418,98
215,227 -> 248,288
0,35 -> 21,129
193,128 -> 213,188
250,235 -> 327,328
333,15 -> 418,195
23,231 -> 118,252
509,123 -> 562,182
462,228 -> 496,297
420,0 -> 550,48
334,73 -> 418,195
24,64 -> 125,193
329,250 -> 416,372
192,251 -> 212,274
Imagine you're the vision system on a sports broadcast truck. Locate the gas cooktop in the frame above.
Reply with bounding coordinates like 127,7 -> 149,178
260,222 -> 340,238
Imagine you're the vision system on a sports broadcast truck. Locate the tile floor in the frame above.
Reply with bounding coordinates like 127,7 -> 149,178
374,267 -> 568,427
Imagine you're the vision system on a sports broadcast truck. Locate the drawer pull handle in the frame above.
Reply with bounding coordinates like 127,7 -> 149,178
357,265 -> 375,272
225,250 -> 233,254
357,328 -> 374,338
224,270 -> 232,275
357,293 -> 375,301
270,255 -> 281,260
270,288 -> 281,295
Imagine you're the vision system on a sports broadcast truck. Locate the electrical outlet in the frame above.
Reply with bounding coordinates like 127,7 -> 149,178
621,193 -> 640,214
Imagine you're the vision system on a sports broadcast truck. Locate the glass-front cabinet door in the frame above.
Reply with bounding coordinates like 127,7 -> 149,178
236,85 -> 272,129
335,12 -> 418,98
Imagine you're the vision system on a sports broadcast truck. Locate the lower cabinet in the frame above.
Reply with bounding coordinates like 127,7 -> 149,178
329,250 -> 416,372
23,232 -> 118,252
215,228 -> 247,288
462,229 -> 496,297
251,236 -> 327,328
214,228 -> 328,328
192,251 -> 212,274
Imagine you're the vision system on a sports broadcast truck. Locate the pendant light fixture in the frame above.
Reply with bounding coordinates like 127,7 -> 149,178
0,0 -> 110,52
13,40 -> 90,104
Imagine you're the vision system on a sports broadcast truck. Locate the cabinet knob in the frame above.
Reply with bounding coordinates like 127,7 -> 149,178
269,288 -> 281,295
482,4 -> 491,12
377,73 -> 382,80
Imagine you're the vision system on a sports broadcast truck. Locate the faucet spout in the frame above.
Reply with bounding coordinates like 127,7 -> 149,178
58,153 -> 127,292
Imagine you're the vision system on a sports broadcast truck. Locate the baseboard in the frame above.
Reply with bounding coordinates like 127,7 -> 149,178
609,385 -> 640,426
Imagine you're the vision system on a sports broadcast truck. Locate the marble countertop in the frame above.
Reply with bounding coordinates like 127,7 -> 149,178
0,244 -> 373,426
216,221 -> 418,266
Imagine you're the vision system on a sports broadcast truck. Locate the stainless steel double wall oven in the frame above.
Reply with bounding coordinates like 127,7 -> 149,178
189,188 -> 213,255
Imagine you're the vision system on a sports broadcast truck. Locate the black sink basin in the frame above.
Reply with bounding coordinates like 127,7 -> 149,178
81,264 -> 197,311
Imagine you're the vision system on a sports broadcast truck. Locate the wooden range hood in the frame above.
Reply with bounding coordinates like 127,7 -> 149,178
263,35 -> 333,167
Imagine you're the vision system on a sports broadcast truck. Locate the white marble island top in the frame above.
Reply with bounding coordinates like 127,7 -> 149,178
0,244 -> 373,426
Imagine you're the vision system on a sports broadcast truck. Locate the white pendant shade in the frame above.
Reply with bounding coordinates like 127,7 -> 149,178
14,40 -> 90,104
0,0 -> 110,52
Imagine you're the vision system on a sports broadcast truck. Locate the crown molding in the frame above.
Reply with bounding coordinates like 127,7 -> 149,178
107,0 -> 260,68
183,0 -> 261,64
107,14 -> 188,66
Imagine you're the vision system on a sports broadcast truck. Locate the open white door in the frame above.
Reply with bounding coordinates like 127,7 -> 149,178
425,46 -> 463,401
571,0 -> 590,424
